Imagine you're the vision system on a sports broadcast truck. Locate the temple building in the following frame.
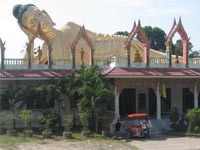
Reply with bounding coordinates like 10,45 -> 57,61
0,3 -> 199,129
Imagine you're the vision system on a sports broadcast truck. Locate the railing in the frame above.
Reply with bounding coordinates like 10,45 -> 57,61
150,57 -> 168,64
52,59 -> 72,65
94,58 -> 106,65
189,58 -> 200,64
116,56 -> 128,63
4,59 -> 27,65
1,57 -> 199,70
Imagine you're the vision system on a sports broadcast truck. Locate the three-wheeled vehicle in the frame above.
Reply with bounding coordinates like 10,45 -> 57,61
125,113 -> 151,138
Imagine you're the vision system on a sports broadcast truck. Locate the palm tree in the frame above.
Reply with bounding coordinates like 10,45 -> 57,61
36,82 -> 62,129
0,86 -> 21,129
15,85 -> 36,109
57,75 -> 78,127
74,65 -> 114,132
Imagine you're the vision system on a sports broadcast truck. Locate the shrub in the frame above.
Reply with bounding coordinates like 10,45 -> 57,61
194,126 -> 200,133
6,114 -> 15,130
63,115 -> 73,132
80,113 -> 90,132
19,109 -> 33,131
39,109 -> 59,133
186,108 -> 200,133
169,107 -> 179,125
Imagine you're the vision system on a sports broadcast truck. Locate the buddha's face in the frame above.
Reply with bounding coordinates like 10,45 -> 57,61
21,6 -> 55,32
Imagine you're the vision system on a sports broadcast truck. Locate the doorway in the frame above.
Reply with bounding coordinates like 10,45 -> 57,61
148,88 -> 156,116
119,88 -> 136,118
183,88 -> 194,113
138,93 -> 146,113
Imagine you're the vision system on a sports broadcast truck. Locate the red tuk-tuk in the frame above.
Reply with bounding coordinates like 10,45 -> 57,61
125,113 -> 151,138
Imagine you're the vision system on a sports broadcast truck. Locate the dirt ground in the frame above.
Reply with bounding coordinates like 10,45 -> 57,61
128,134 -> 200,150
17,139 -> 135,150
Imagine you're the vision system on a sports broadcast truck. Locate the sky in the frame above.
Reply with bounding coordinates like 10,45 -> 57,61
0,0 -> 200,58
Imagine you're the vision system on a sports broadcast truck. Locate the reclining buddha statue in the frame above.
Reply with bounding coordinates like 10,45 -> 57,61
12,4 -> 150,65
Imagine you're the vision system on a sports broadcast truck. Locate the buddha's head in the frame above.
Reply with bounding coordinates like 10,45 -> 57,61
13,4 -> 55,34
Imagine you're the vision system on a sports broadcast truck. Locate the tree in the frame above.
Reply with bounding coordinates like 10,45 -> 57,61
115,26 -> 166,52
189,50 -> 200,58
172,39 -> 193,56
0,86 -> 21,129
74,65 -> 114,132
15,85 -> 36,109
141,26 -> 166,51
57,75 -> 79,127
186,108 -> 200,133
114,31 -> 129,36
39,83 -> 63,129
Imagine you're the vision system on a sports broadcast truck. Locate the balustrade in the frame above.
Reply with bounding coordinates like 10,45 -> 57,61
150,57 -> 168,64
52,59 -> 72,65
189,58 -> 200,64
4,59 -> 27,65
0,57 -> 199,70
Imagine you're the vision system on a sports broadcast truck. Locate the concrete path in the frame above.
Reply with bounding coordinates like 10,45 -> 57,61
128,134 -> 200,150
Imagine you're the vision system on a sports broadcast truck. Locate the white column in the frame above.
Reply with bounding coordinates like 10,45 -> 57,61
156,81 -> 161,120
114,81 -> 120,120
194,81 -> 198,108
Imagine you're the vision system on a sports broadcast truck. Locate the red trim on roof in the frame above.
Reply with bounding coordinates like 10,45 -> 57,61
102,68 -> 200,77
0,70 -> 72,79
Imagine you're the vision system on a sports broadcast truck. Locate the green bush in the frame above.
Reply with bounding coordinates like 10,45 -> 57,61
186,108 -> 200,133
194,126 -> 200,133
169,107 -> 179,125
63,115 -> 73,132
19,109 -> 33,131
6,114 -> 15,130
80,113 -> 90,132
39,109 -> 59,133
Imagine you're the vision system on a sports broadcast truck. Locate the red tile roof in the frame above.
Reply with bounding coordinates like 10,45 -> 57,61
0,68 -> 199,80
0,70 -> 72,79
102,68 -> 200,78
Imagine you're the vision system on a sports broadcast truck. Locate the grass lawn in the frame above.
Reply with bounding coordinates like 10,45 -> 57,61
0,131 -> 137,150
0,134 -> 39,150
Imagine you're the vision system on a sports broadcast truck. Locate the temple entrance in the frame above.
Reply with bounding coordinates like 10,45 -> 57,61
183,88 -> 194,113
161,88 -> 171,118
148,88 -> 157,117
138,93 -> 146,113
119,88 -> 136,118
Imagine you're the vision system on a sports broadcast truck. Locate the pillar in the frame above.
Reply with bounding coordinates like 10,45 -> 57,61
0,38 -> 5,70
156,80 -> 161,119
26,42 -> 32,69
183,40 -> 188,68
194,80 -> 199,108
71,48 -> 76,68
165,42 -> 172,67
125,44 -> 131,67
89,48 -> 94,65
114,80 -> 120,120
48,46 -> 52,69
145,44 -> 150,68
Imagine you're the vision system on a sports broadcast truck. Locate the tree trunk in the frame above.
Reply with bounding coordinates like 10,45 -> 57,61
57,102 -> 62,129
11,101 -> 16,129
95,110 -> 98,133
187,119 -> 192,133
